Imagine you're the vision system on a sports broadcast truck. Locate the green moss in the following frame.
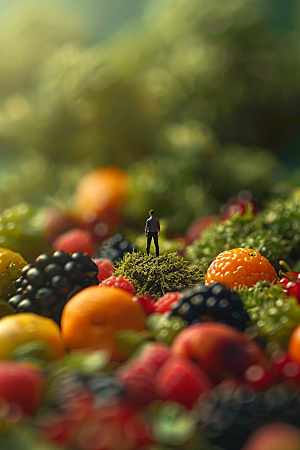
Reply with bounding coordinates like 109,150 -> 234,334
113,250 -> 207,299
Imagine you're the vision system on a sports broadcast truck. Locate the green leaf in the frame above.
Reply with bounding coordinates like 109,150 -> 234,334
115,329 -> 152,358
151,402 -> 197,446
49,349 -> 110,377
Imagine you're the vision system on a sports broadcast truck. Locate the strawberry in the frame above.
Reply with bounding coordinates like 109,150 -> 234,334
153,292 -> 181,314
155,355 -> 214,409
99,275 -> 136,296
52,228 -> 95,256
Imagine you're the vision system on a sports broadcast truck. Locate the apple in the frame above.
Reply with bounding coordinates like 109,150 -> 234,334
171,322 -> 264,383
241,422 -> 300,450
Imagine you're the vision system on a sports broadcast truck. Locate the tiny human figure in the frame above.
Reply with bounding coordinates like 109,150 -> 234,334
145,209 -> 160,257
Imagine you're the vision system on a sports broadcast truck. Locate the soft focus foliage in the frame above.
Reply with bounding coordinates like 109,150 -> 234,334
0,0 -> 299,231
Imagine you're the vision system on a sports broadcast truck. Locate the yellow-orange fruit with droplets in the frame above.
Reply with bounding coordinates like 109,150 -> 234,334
205,248 -> 278,289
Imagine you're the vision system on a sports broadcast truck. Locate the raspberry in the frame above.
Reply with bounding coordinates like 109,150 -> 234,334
52,228 -> 95,257
134,294 -> 155,315
92,258 -> 115,282
156,356 -> 214,409
153,292 -> 181,313
100,276 -> 136,296
205,248 -> 278,289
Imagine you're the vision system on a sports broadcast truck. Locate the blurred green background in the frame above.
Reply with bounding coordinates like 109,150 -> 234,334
0,0 -> 300,233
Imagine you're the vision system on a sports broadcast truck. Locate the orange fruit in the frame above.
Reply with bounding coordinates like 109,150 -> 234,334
61,285 -> 147,362
288,324 -> 300,365
205,248 -> 278,289
0,313 -> 66,361
74,166 -> 130,224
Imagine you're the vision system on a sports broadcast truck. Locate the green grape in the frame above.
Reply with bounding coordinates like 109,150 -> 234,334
0,203 -> 50,263
247,296 -> 300,348
146,313 -> 186,345
186,214 -> 290,270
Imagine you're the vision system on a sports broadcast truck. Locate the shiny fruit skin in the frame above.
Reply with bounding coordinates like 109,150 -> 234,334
287,323 -> 300,365
240,421 -> 300,450
205,247 -> 278,289
0,313 -> 66,361
171,322 -> 263,383
61,286 -> 146,363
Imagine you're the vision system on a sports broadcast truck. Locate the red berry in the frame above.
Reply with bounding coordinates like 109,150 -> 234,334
185,215 -> 219,245
155,355 -> 214,409
138,342 -> 171,370
243,364 -> 273,390
220,190 -> 257,220
52,228 -> 95,256
116,342 -> 171,406
280,263 -> 300,303
116,360 -> 157,406
92,258 -> 115,282
153,292 -> 181,314
280,272 -> 300,290
100,276 -> 136,295
270,351 -> 300,386
134,294 -> 155,316
0,362 -> 45,416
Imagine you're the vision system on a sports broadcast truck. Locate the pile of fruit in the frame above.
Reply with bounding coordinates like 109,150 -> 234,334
2,170 -> 300,450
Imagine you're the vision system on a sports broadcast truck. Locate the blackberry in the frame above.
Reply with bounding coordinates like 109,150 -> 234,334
47,371 -> 124,411
93,233 -> 134,264
194,381 -> 300,450
8,250 -> 99,325
46,370 -> 87,411
86,372 -> 124,407
170,282 -> 250,331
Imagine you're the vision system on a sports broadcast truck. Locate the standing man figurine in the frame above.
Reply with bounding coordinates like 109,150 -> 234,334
145,210 -> 160,257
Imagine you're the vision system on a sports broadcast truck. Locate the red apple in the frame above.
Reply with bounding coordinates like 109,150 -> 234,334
171,322 -> 264,383
241,422 -> 300,450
